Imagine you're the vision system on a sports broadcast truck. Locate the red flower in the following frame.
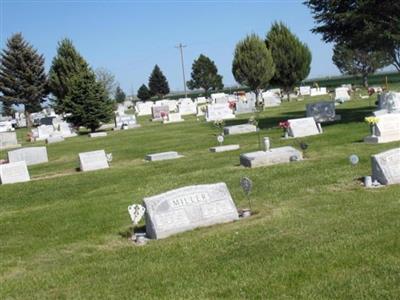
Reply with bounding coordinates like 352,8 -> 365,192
279,121 -> 290,129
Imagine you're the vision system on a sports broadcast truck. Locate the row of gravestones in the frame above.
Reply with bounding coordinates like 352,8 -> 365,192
0,147 -> 111,184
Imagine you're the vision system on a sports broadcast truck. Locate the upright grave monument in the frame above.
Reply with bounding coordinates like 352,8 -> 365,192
143,182 -> 239,239
0,161 -> 30,184
371,148 -> 400,185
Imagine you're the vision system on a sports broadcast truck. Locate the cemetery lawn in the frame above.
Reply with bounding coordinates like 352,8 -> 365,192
1,92 -> 400,299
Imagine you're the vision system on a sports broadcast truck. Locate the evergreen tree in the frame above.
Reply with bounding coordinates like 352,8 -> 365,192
63,69 -> 113,132
48,38 -> 89,113
332,44 -> 391,88
232,34 -> 275,102
304,0 -> 400,70
137,84 -> 152,101
148,65 -> 170,99
0,33 -> 47,127
115,86 -> 126,103
266,22 -> 312,100
187,54 -> 223,95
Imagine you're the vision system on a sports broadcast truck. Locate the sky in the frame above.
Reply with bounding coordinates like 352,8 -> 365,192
1,0 -> 340,94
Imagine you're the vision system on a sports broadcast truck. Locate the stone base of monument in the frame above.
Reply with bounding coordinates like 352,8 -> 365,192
163,119 -> 184,124
223,124 -> 257,135
240,146 -> 303,168
89,132 -> 107,138
46,136 -> 65,144
364,135 -> 400,144
114,124 -> 141,131
145,151 -> 183,162
209,144 -> 240,153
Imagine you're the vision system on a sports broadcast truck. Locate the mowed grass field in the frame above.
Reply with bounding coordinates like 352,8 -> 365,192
1,90 -> 400,299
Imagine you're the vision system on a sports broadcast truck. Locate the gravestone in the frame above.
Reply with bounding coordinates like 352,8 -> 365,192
114,114 -> 139,130
299,86 -> 311,96
211,93 -> 227,102
35,125 -> 55,141
235,99 -> 256,114
288,117 -> 321,138
0,132 -> 21,149
306,101 -> 336,123
145,151 -> 183,161
195,97 -> 208,104
178,99 -> 197,115
335,87 -> 351,102
0,121 -> 14,132
240,146 -> 303,168
135,101 -> 154,116
205,104 -> 235,122
79,150 -> 109,172
144,182 -> 239,239
163,113 -> 184,124
310,87 -> 328,97
224,124 -> 257,135
0,161 -> 30,184
152,105 -> 169,121
8,147 -> 48,166
209,144 -> 240,153
371,148 -> 400,185
364,113 -> 400,144
378,92 -> 400,113
89,132 -> 107,138
262,91 -> 281,107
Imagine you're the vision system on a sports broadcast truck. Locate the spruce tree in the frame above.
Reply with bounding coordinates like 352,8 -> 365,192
0,33 -> 47,127
266,22 -> 312,100
115,86 -> 126,103
137,84 -> 152,101
63,69 -> 113,132
48,38 -> 89,113
148,65 -> 170,99
187,54 -> 223,96
332,43 -> 391,88
232,34 -> 275,102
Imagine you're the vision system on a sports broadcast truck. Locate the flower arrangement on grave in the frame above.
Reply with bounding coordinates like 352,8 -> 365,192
364,116 -> 380,137
160,111 -> 168,120
279,120 -> 290,138
228,101 -> 236,110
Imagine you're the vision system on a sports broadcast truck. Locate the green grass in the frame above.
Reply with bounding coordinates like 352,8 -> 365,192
1,91 -> 400,299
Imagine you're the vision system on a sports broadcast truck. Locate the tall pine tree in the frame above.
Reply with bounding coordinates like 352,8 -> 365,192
115,86 -> 126,103
187,54 -> 223,96
137,84 -> 152,101
232,34 -> 275,102
0,33 -> 47,127
148,65 -> 170,99
63,69 -> 113,132
266,22 -> 312,100
48,39 -> 89,113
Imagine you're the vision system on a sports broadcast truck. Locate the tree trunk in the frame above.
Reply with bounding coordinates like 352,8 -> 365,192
287,91 -> 291,102
24,110 -> 32,130
362,73 -> 369,88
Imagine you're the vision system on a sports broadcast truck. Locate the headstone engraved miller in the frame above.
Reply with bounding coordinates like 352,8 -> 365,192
371,148 -> 400,185
0,161 -> 30,184
79,150 -> 109,172
364,113 -> 400,144
144,183 -> 239,239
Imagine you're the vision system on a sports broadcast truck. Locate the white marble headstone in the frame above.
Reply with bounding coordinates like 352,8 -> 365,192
288,117 -> 321,138
0,161 -> 30,184
371,148 -> 400,185
79,150 -> 109,172
8,147 -> 48,166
